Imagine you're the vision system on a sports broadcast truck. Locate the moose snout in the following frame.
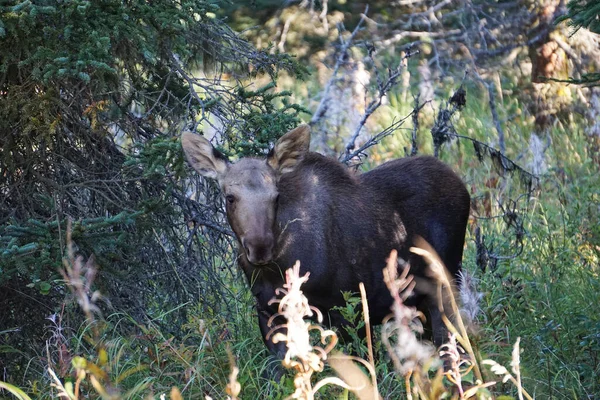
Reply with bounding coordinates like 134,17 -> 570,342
242,234 -> 274,265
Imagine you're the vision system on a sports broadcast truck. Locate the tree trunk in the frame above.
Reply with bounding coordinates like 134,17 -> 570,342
528,0 -> 570,132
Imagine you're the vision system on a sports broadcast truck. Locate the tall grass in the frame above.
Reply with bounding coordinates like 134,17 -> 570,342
2,229 -> 539,399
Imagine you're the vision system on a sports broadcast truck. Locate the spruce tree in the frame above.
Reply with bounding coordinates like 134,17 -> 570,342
0,0 -> 307,375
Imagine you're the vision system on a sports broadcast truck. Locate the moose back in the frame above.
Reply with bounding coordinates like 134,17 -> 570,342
181,125 -> 470,357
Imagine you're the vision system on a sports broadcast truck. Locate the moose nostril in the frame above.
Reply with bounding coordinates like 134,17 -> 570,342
243,237 -> 274,265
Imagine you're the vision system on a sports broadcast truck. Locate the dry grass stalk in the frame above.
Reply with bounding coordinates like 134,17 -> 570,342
410,241 -> 534,399
381,249 -> 434,375
202,344 -> 241,400
267,261 -> 350,400
358,282 -> 381,399
328,353 -> 381,400
324,285 -> 381,400
359,282 -> 375,370
48,367 -> 74,399
225,348 -> 241,400
410,241 -> 483,383
50,223 -> 131,399
438,333 -> 472,397
483,338 -> 533,400
59,220 -> 103,326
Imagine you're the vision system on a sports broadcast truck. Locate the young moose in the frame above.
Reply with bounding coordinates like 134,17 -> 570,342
181,125 -> 470,359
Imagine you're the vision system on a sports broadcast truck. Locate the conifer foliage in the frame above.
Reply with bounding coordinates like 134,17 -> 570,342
556,0 -> 600,86
0,0 -> 306,367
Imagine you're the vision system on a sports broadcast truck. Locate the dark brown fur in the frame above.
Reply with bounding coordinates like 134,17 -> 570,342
181,126 -> 470,360
245,153 -> 470,357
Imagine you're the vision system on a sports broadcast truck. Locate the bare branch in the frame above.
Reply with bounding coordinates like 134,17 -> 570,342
341,48 -> 418,162
486,82 -> 505,154
310,6 -> 369,126
409,93 -> 422,156
340,112 -> 414,165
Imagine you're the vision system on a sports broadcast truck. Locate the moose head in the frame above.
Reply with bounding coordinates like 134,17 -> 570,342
181,125 -> 310,266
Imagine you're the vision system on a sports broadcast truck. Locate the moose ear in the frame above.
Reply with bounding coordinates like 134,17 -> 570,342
267,124 -> 311,174
181,132 -> 228,179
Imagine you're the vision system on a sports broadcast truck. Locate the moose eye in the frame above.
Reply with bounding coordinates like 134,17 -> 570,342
225,194 -> 236,204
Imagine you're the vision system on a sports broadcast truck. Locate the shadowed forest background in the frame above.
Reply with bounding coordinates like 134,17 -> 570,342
1,0 -> 599,398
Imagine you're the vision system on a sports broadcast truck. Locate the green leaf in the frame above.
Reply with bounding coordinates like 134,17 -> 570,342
39,281 -> 51,295
0,381 -> 33,400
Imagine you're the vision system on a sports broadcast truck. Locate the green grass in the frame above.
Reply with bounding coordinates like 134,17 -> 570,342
453,91 -> 600,398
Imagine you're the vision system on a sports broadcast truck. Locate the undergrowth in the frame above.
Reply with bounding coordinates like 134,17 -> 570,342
2,228 -> 536,399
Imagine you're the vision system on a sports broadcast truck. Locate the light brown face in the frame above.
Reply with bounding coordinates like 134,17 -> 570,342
219,159 -> 278,265
181,125 -> 311,267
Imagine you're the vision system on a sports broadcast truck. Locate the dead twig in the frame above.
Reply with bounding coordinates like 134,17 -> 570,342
341,48 -> 418,163
310,6 -> 369,127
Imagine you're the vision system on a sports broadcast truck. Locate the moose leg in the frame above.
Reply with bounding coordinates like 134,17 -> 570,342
428,288 -> 459,372
428,300 -> 447,347
257,306 -> 287,380
257,307 -> 287,358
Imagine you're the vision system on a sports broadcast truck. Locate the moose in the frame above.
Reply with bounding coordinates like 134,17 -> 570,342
181,125 -> 470,359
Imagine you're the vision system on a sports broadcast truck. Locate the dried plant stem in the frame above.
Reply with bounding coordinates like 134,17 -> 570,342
410,245 -> 483,382
359,283 -> 375,368
486,81 -> 505,154
329,354 -> 381,400
359,282 -> 379,398
268,262 -> 344,399
405,371 -> 413,400
310,6 -> 368,126
483,339 -> 534,400
48,367 -> 72,399
341,50 -> 418,163
512,338 -> 532,400
225,347 -> 241,400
